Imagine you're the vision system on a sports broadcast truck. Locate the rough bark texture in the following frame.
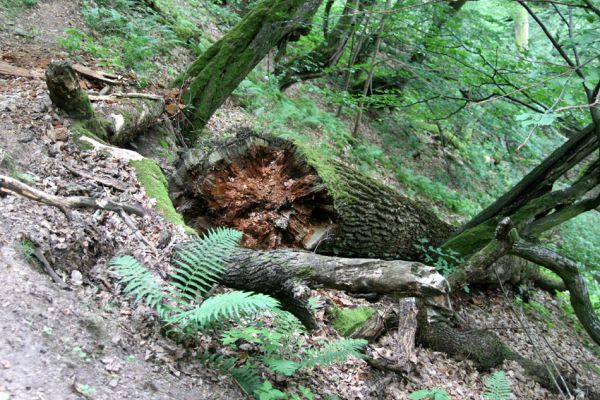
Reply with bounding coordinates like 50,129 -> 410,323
169,130 -> 454,260
218,247 -> 446,329
176,0 -> 322,135
416,318 -> 575,394
46,61 -> 95,120
278,0 -> 359,90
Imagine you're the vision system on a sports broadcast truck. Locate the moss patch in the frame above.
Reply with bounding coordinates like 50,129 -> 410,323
129,159 -> 195,234
331,306 -> 375,337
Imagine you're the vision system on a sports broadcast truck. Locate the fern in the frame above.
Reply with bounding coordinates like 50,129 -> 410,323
110,255 -> 166,314
167,291 -> 280,330
199,351 -> 262,395
483,371 -> 512,400
301,338 -> 367,368
169,227 -> 243,306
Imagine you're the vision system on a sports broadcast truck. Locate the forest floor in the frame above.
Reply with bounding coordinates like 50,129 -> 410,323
1,1 -> 599,399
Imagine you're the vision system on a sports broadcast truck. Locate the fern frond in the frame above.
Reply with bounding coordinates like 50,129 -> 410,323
198,350 -> 261,395
109,255 -> 166,313
167,291 -> 280,329
483,371 -> 512,400
262,357 -> 300,376
169,227 -> 242,306
301,338 -> 367,369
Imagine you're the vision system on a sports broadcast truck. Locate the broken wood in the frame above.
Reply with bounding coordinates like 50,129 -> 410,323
0,61 -> 44,78
88,92 -> 163,101
72,63 -> 119,85
23,234 -> 70,290
170,130 -> 454,261
46,61 -> 164,145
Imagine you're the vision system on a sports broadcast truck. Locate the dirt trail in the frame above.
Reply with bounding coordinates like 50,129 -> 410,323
0,246 -> 241,400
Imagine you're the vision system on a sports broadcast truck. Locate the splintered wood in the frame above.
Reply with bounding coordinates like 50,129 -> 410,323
200,147 -> 333,249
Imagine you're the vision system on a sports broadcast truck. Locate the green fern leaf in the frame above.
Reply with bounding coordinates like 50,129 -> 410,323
483,371 -> 512,400
169,227 -> 242,306
109,255 -> 166,313
301,338 -> 367,369
167,291 -> 279,329
262,357 -> 300,376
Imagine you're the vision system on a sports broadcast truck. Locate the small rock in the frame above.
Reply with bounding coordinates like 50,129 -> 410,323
13,27 -> 28,37
108,379 -> 118,388
70,270 -> 83,286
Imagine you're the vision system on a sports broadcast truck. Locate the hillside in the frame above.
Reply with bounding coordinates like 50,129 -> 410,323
1,1 -> 599,399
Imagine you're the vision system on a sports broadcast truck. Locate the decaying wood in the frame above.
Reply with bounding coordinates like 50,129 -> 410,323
0,61 -> 44,78
88,92 -> 163,101
76,136 -> 144,161
46,61 -> 164,145
215,247 -> 447,329
95,96 -> 165,146
0,175 -> 145,217
170,130 -> 454,260
72,63 -> 119,85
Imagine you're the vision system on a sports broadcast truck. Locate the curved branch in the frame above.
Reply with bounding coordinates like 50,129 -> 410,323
511,239 -> 600,346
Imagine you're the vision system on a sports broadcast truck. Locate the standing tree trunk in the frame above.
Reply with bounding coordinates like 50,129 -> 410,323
174,0 -> 322,138
278,0 -> 361,91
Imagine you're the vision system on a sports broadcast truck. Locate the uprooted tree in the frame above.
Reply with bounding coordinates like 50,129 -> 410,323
168,127 -> 600,395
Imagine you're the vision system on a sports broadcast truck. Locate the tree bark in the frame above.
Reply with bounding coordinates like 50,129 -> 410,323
278,0 -> 360,91
174,0 -> 322,136
169,130 -> 454,261
216,247 -> 446,329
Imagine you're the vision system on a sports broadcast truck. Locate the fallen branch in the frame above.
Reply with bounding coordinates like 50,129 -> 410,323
88,92 -> 163,101
0,61 -> 44,78
23,234 -> 70,290
0,175 -> 145,217
63,162 -> 127,192
72,63 -> 119,85
218,248 -> 447,329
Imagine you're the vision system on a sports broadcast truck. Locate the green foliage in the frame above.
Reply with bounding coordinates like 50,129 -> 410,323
111,228 -> 365,399
415,240 -> 463,276
409,387 -> 450,400
58,0 -> 202,81
483,371 -> 512,400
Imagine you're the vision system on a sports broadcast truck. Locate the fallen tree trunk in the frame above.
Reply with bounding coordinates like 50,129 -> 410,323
46,61 -> 164,145
216,247 -> 446,329
169,130 -> 454,261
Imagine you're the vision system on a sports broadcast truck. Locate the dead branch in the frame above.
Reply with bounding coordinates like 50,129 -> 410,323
72,63 -> 119,85
0,61 -> 44,78
0,175 -> 145,217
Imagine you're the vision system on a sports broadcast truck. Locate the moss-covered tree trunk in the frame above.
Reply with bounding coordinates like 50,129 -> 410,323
175,0 -> 322,137
169,130 -> 454,261
277,0 -> 361,90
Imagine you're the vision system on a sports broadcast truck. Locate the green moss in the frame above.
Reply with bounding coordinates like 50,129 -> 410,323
441,219 -> 496,259
294,265 -> 315,279
129,159 -> 195,234
71,121 -> 109,150
331,306 -> 375,337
